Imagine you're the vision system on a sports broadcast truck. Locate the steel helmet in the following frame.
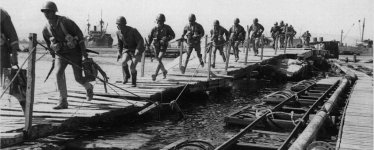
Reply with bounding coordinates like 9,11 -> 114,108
234,18 -> 240,24
156,13 -> 166,22
274,22 -> 278,25
213,20 -> 219,26
116,16 -> 126,25
188,14 -> 196,22
280,20 -> 284,25
41,1 -> 58,12
253,18 -> 258,23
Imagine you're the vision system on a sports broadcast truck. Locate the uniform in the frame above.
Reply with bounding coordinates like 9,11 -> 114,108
229,24 -> 246,61
0,8 -> 24,111
249,23 -> 264,55
117,26 -> 145,86
210,25 -> 229,67
287,26 -> 296,47
181,21 -> 205,72
148,18 -> 175,80
302,31 -> 311,46
270,24 -> 281,49
42,15 -> 93,108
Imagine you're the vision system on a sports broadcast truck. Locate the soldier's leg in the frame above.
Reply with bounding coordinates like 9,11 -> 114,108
182,46 -> 193,74
71,56 -> 93,101
219,45 -> 226,62
121,53 -> 131,84
212,47 -> 218,68
251,38 -> 257,55
54,57 -> 69,109
130,52 -> 139,87
195,44 -> 204,67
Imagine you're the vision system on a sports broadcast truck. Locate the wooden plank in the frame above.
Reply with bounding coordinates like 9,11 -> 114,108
25,33 -> 37,135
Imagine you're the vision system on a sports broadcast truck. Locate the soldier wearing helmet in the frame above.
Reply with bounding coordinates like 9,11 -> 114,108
209,20 -> 229,68
180,14 -> 205,74
147,13 -> 175,81
229,18 -> 246,62
116,16 -> 145,87
0,8 -> 25,111
41,1 -> 94,109
270,22 -> 281,49
302,30 -> 311,46
248,18 -> 264,56
287,25 -> 296,47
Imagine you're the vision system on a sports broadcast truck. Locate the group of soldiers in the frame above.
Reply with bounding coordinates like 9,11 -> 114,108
1,1 -> 312,110
270,21 -> 297,48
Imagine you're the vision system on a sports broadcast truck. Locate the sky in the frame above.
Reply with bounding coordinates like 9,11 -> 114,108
1,0 -> 373,45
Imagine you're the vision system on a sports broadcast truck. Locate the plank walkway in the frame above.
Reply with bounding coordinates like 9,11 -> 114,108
0,48 -> 311,147
339,67 -> 373,150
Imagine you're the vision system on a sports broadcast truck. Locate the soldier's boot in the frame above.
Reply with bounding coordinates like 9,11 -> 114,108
163,70 -> 168,79
122,65 -> 130,84
85,83 -> 94,101
131,71 -> 137,87
198,54 -> 204,68
53,98 -> 68,109
151,74 -> 157,81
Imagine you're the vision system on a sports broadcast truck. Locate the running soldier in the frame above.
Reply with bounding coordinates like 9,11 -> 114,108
147,14 -> 175,81
270,22 -> 281,49
248,18 -> 264,56
228,18 -> 246,62
210,20 -> 229,68
116,16 -> 144,87
180,14 -> 205,74
41,1 -> 94,109
287,25 -> 296,47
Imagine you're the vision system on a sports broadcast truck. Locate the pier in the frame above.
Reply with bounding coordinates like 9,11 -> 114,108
0,43 -> 314,147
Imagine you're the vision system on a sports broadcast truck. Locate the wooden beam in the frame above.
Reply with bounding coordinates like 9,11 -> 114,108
207,44 -> 212,81
24,33 -> 37,137
204,35 -> 208,63
225,43 -> 231,71
244,25 -> 250,65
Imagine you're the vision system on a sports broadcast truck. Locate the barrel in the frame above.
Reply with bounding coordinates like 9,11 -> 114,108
313,37 -> 318,43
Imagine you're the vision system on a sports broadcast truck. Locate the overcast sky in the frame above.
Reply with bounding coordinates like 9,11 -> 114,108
2,0 -> 373,45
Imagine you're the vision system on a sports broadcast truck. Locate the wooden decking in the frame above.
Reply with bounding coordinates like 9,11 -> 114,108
0,48 -> 312,147
339,68 -> 373,150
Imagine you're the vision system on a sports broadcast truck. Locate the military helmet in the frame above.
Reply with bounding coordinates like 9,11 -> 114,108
253,18 -> 258,23
189,14 -> 196,22
234,18 -> 240,24
157,13 -> 166,22
280,20 -> 284,25
116,16 -> 127,25
41,1 -> 58,12
213,20 -> 219,26
274,22 -> 278,25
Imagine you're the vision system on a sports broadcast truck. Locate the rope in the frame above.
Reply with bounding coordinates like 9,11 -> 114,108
0,47 -> 36,99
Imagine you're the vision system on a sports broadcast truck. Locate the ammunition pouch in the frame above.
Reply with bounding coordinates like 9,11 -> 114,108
82,58 -> 98,82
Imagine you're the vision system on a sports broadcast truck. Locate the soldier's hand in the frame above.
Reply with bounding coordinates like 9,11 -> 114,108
11,53 -> 18,66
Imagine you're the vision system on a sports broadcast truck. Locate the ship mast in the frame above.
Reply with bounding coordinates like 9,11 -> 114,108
361,18 -> 365,42
87,14 -> 90,35
100,10 -> 104,33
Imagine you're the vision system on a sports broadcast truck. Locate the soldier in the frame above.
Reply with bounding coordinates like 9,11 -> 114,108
180,14 -> 205,74
147,14 -> 175,81
288,25 -> 297,47
270,22 -> 281,49
279,21 -> 285,48
116,16 -> 144,87
0,8 -> 25,111
248,18 -> 264,56
41,1 -> 94,109
302,30 -> 311,46
210,20 -> 229,68
228,18 -> 246,62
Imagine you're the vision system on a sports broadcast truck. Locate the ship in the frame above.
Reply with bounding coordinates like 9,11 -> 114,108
85,11 -> 113,48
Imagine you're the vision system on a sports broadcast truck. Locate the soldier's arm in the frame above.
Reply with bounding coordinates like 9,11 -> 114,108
248,25 -> 253,37
42,26 -> 55,58
241,26 -> 246,41
116,31 -> 123,54
224,28 -> 230,41
167,26 -> 175,41
2,11 -> 20,54
65,18 -> 87,57
259,24 -> 264,35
